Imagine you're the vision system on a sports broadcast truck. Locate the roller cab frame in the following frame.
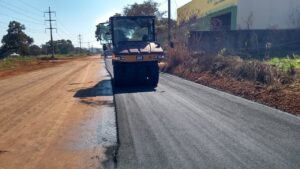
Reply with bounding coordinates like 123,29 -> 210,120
109,16 -> 164,87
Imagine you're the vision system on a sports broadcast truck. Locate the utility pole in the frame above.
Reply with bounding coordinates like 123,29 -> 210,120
78,34 -> 82,54
168,0 -> 173,48
44,7 -> 56,59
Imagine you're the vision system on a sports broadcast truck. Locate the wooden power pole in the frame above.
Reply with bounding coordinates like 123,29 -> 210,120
78,34 -> 82,54
168,0 -> 173,48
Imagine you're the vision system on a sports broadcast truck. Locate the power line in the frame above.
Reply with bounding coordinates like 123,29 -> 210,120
56,31 -> 65,40
0,19 -> 44,34
57,21 -> 76,40
1,0 -> 41,17
44,6 -> 56,59
25,28 -> 44,33
57,29 -> 70,38
18,0 -> 43,13
25,31 -> 45,34
57,21 -> 72,34
0,1 -> 43,23
82,40 -> 98,44
0,25 -> 7,30
0,21 -> 7,25
0,13 -> 42,25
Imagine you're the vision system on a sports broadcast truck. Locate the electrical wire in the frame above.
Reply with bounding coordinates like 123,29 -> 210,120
0,1 -> 43,24
0,21 -> 8,25
18,0 -> 43,13
56,21 -> 76,39
0,18 -> 44,35
0,13 -> 41,25
1,0 -> 41,17
82,40 -> 98,44
25,27 -> 44,33
55,31 -> 64,40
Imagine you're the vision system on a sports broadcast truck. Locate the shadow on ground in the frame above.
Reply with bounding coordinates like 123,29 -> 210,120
114,86 -> 156,94
79,99 -> 114,107
74,80 -> 113,98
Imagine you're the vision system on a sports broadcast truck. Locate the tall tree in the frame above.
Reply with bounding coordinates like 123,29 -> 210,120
29,45 -> 42,56
0,21 -> 33,56
122,0 -> 174,44
123,0 -> 165,18
95,13 -> 121,43
45,39 -> 74,54
95,23 -> 111,42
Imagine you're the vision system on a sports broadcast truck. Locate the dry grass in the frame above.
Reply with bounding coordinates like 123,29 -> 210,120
164,45 -> 291,86
0,54 -> 88,71
163,44 -> 189,72
0,56 -> 38,70
0,55 -> 80,79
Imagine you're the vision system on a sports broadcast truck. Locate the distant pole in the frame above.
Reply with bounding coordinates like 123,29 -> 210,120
45,7 -> 56,59
78,34 -> 82,54
168,0 -> 173,48
88,42 -> 90,53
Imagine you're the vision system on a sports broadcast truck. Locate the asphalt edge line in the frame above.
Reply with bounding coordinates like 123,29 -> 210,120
161,72 -> 300,120
103,58 -> 120,169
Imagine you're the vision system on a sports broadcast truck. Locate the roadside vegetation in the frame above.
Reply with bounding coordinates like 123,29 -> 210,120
0,54 -> 92,79
0,54 -> 87,70
267,56 -> 300,73
0,56 -> 38,70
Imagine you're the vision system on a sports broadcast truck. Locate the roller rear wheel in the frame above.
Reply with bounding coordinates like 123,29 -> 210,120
113,61 -> 159,87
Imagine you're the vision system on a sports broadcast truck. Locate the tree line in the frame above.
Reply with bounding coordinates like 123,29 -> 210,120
0,21 -> 83,59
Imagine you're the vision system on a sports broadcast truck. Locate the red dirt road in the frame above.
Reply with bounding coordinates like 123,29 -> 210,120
0,56 -> 112,169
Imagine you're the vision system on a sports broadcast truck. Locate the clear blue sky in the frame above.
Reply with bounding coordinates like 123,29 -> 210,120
0,0 -> 190,48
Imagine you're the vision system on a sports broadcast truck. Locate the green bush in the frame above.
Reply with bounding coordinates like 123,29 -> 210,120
268,57 -> 300,73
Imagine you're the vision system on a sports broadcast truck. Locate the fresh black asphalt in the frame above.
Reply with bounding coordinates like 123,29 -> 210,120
106,59 -> 300,169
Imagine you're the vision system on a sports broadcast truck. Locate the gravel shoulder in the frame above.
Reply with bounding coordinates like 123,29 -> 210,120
0,56 -> 116,169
